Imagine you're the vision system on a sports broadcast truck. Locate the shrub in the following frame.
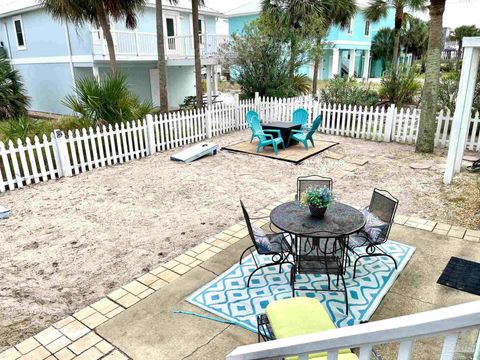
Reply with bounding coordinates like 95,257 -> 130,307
224,21 -> 297,98
437,70 -> 480,114
0,56 -> 30,120
292,74 -> 311,95
319,77 -> 379,107
63,72 -> 153,127
379,67 -> 422,107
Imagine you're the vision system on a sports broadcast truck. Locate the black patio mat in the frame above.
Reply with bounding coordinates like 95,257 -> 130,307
437,257 -> 480,296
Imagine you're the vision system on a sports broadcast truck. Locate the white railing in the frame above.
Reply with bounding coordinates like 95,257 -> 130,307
92,30 -> 230,59
227,300 -> 480,360
2,95 -> 480,193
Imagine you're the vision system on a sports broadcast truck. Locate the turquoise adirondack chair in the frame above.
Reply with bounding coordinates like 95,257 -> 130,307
288,115 -> 323,150
246,110 -> 259,142
292,108 -> 309,129
250,116 -> 285,155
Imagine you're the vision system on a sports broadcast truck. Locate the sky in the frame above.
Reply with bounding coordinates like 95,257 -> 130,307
208,0 -> 480,30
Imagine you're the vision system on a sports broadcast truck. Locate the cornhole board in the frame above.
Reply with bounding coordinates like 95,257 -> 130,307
171,142 -> 219,163
0,205 -> 11,219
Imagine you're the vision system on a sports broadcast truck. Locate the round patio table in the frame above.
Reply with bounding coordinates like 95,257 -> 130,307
270,201 -> 365,238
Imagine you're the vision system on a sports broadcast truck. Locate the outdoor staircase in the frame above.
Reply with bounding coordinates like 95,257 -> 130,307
226,300 -> 480,360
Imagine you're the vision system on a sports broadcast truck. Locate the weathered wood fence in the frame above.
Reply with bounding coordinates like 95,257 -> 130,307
1,94 -> 479,193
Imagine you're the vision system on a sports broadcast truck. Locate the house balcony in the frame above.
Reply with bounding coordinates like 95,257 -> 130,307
91,30 -> 230,65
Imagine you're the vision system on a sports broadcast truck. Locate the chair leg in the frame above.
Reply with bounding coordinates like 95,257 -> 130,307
290,265 -> 296,297
272,143 -> 278,155
340,274 -> 349,316
310,138 -> 315,147
353,253 -> 398,278
250,134 -> 254,143
256,144 -> 261,153
247,263 -> 268,287
303,140 -> 308,150
281,141 -> 285,150
239,245 -> 255,265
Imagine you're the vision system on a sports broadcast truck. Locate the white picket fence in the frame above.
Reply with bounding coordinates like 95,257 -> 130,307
1,95 -> 480,193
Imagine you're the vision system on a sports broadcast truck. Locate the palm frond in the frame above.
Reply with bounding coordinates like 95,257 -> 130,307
364,0 -> 389,22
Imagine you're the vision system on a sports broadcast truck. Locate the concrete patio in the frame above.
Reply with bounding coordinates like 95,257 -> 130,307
94,223 -> 479,360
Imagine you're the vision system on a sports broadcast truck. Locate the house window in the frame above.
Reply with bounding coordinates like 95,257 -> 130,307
364,21 -> 370,36
13,16 -> 26,50
198,18 -> 205,44
166,18 -> 176,50
347,18 -> 354,35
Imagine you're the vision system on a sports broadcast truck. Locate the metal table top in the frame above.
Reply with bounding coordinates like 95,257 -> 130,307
270,201 -> 365,237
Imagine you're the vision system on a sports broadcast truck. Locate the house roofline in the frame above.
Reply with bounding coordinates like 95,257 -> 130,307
0,3 -> 224,19
225,11 -> 260,18
0,4 -> 40,18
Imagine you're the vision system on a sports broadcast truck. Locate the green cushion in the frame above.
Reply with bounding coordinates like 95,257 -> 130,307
265,298 -> 355,360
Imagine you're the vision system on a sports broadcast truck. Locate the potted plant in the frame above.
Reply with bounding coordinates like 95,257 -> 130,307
300,186 -> 334,219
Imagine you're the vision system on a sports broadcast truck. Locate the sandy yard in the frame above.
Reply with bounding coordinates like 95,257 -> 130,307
0,130 -> 479,351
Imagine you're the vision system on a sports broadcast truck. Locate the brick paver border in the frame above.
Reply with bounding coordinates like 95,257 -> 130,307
1,194 -> 478,360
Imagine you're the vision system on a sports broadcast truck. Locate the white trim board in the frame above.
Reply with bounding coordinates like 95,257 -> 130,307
10,55 -> 94,65
332,40 -> 371,47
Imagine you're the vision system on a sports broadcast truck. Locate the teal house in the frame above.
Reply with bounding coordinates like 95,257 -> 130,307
0,0 -> 226,114
226,0 -> 408,80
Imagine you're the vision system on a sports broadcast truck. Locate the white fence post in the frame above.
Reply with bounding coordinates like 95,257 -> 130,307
206,108 -> 212,139
53,129 -> 72,177
146,114 -> 156,155
384,104 -> 396,142
254,92 -> 260,114
234,93 -> 240,130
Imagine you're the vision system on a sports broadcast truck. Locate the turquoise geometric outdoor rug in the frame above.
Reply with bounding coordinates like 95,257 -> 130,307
187,240 -> 415,332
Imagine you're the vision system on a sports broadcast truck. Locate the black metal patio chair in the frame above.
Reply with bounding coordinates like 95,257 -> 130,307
296,175 -> 334,251
290,234 -> 349,315
238,201 -> 293,287
296,175 -> 333,201
347,188 -> 399,278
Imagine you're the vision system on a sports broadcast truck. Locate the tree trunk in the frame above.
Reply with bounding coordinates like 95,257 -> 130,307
312,37 -> 323,96
97,5 -> 117,73
416,0 -> 446,153
455,39 -> 463,71
156,0 -> 169,113
192,0 -> 203,108
289,35 -> 297,80
391,6 -> 404,78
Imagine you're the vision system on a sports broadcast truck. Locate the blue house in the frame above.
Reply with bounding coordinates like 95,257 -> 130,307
0,0 -> 226,114
226,0 -> 406,80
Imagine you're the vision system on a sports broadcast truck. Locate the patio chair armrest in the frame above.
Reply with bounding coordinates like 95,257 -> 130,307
290,129 -> 304,134
263,129 -> 281,136
255,132 -> 274,140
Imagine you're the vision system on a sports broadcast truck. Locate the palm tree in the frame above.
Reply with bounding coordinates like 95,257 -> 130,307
311,0 -> 357,94
364,0 -> 425,78
156,0 -> 178,113
415,0 -> 446,153
42,0 -> 146,73
192,0 -> 205,108
449,25 -> 480,69
262,0 -> 327,80
371,27 -> 394,71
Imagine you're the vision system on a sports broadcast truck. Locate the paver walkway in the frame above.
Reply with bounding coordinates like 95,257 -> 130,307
96,225 -> 480,360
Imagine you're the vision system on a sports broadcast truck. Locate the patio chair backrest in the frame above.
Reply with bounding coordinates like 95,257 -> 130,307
368,188 -> 398,242
292,108 -> 308,127
250,115 -> 267,142
240,200 -> 261,253
297,175 -> 333,201
307,115 -> 323,136
246,110 -> 258,128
